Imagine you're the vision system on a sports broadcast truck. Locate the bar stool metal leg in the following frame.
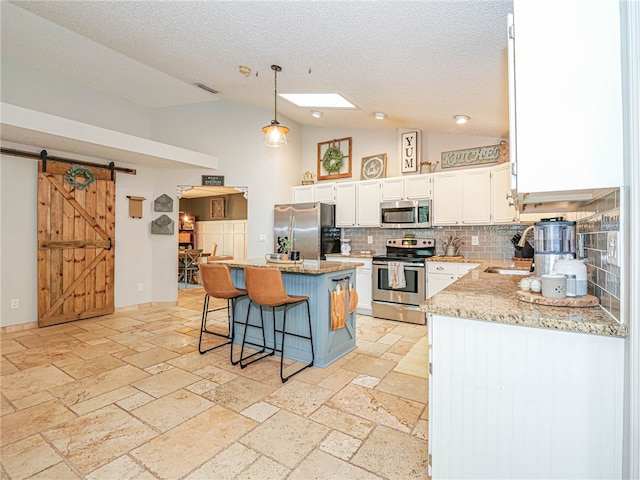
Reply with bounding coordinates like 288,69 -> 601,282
279,299 -> 315,382
198,294 -> 234,354
238,300 -> 275,368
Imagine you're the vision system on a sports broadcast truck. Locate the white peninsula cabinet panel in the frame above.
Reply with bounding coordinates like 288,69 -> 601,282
512,0 -> 623,195
428,314 -> 624,479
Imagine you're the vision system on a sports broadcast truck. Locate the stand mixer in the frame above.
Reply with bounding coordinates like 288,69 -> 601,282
518,218 -> 577,277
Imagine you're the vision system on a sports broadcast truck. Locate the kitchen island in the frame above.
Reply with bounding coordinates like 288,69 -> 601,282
421,261 -> 626,479
210,258 -> 363,367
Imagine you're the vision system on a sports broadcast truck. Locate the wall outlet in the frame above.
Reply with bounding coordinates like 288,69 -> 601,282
137,283 -> 144,292
471,236 -> 479,246
367,236 -> 373,244
607,231 -> 620,266
259,234 -> 267,242
10,298 -> 19,309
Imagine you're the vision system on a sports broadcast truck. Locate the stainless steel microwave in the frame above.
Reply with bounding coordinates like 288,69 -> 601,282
380,200 -> 431,228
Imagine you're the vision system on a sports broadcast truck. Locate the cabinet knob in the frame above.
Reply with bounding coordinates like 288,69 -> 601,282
436,266 -> 444,271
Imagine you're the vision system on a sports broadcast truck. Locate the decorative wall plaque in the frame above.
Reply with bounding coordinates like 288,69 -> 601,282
151,215 -> 174,235
441,142 -> 509,169
400,130 -> 420,173
154,193 -> 173,212
210,197 -> 226,219
317,137 -> 352,180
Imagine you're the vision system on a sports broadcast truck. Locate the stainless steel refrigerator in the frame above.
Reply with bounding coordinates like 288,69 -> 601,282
273,202 -> 341,260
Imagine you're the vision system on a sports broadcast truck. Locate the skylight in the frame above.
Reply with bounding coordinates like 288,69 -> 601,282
279,93 -> 357,109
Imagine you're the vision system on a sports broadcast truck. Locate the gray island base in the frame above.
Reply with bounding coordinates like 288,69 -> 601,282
215,259 -> 362,368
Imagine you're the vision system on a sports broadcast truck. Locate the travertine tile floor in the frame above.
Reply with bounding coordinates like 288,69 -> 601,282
1,288 -> 429,480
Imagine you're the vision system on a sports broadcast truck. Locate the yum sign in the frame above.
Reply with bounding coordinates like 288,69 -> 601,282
400,130 -> 420,173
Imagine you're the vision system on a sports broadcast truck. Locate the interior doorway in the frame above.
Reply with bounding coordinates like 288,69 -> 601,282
177,185 -> 248,289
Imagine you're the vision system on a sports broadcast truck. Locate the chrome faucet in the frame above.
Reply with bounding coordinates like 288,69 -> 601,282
517,225 -> 535,248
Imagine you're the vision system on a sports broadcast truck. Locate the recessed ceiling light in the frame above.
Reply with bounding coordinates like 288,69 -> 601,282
454,115 -> 470,124
279,93 -> 357,109
311,110 -> 323,118
374,112 -> 386,120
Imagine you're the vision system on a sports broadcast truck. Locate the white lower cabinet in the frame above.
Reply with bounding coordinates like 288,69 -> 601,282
426,262 -> 479,299
326,256 -> 372,315
428,314 -> 624,479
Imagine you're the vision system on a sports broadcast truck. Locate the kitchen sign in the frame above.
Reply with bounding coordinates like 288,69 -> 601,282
201,175 -> 224,186
400,130 -> 420,173
441,142 -> 509,169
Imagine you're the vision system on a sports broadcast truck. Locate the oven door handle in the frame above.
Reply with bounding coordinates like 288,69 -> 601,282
373,261 -> 424,270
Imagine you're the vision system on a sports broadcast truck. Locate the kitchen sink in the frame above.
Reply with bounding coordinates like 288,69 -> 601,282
484,267 -> 531,276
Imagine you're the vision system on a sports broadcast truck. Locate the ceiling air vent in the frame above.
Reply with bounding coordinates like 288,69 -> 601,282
195,83 -> 219,95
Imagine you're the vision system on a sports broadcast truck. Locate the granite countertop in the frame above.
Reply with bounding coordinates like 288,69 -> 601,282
421,258 -> 627,338
209,258 -> 364,275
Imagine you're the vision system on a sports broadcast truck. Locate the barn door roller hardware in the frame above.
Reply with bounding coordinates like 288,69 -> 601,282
1,148 -> 136,175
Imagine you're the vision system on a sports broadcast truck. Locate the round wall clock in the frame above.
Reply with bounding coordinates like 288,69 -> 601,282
361,154 -> 387,180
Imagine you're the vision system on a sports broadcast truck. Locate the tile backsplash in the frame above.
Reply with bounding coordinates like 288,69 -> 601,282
575,189 -> 624,322
343,187 -> 625,323
343,225 -> 529,262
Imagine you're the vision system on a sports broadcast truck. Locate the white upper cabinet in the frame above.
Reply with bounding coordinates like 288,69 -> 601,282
292,185 -> 313,204
511,0 -> 623,197
491,163 -> 519,224
357,180 -> 382,227
313,183 -> 336,204
381,174 -> 432,201
432,171 -> 461,225
292,183 -> 335,204
461,168 -> 491,225
404,174 -> 433,199
335,182 -> 357,227
380,177 -> 405,201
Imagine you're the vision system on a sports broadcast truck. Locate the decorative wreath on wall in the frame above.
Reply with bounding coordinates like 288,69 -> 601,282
322,145 -> 344,174
66,165 -> 96,190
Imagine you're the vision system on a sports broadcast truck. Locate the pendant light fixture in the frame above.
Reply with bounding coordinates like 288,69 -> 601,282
262,65 -> 289,147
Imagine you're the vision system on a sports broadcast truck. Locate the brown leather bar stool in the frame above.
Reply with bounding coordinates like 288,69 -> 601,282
240,266 -> 315,382
198,263 -> 247,363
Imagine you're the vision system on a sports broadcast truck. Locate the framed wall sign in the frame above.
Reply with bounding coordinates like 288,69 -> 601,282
360,154 -> 387,180
317,137 -> 352,181
202,175 -> 224,186
400,130 -> 420,173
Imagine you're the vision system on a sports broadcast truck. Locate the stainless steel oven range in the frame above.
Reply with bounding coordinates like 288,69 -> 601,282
372,238 -> 436,324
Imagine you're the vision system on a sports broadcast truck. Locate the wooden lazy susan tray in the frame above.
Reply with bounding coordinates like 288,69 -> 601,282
516,290 -> 599,307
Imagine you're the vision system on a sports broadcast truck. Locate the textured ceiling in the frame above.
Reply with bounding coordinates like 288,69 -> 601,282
1,0 -> 513,138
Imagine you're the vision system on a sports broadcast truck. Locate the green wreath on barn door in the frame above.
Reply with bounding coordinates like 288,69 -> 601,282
66,165 -> 96,190
322,145 -> 344,174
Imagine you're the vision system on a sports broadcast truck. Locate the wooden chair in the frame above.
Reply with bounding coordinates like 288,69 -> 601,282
198,263 -> 247,358
179,249 -> 202,286
211,242 -> 218,256
239,266 -> 314,382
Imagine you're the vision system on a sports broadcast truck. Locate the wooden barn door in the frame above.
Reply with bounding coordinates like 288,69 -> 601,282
37,161 -> 115,327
